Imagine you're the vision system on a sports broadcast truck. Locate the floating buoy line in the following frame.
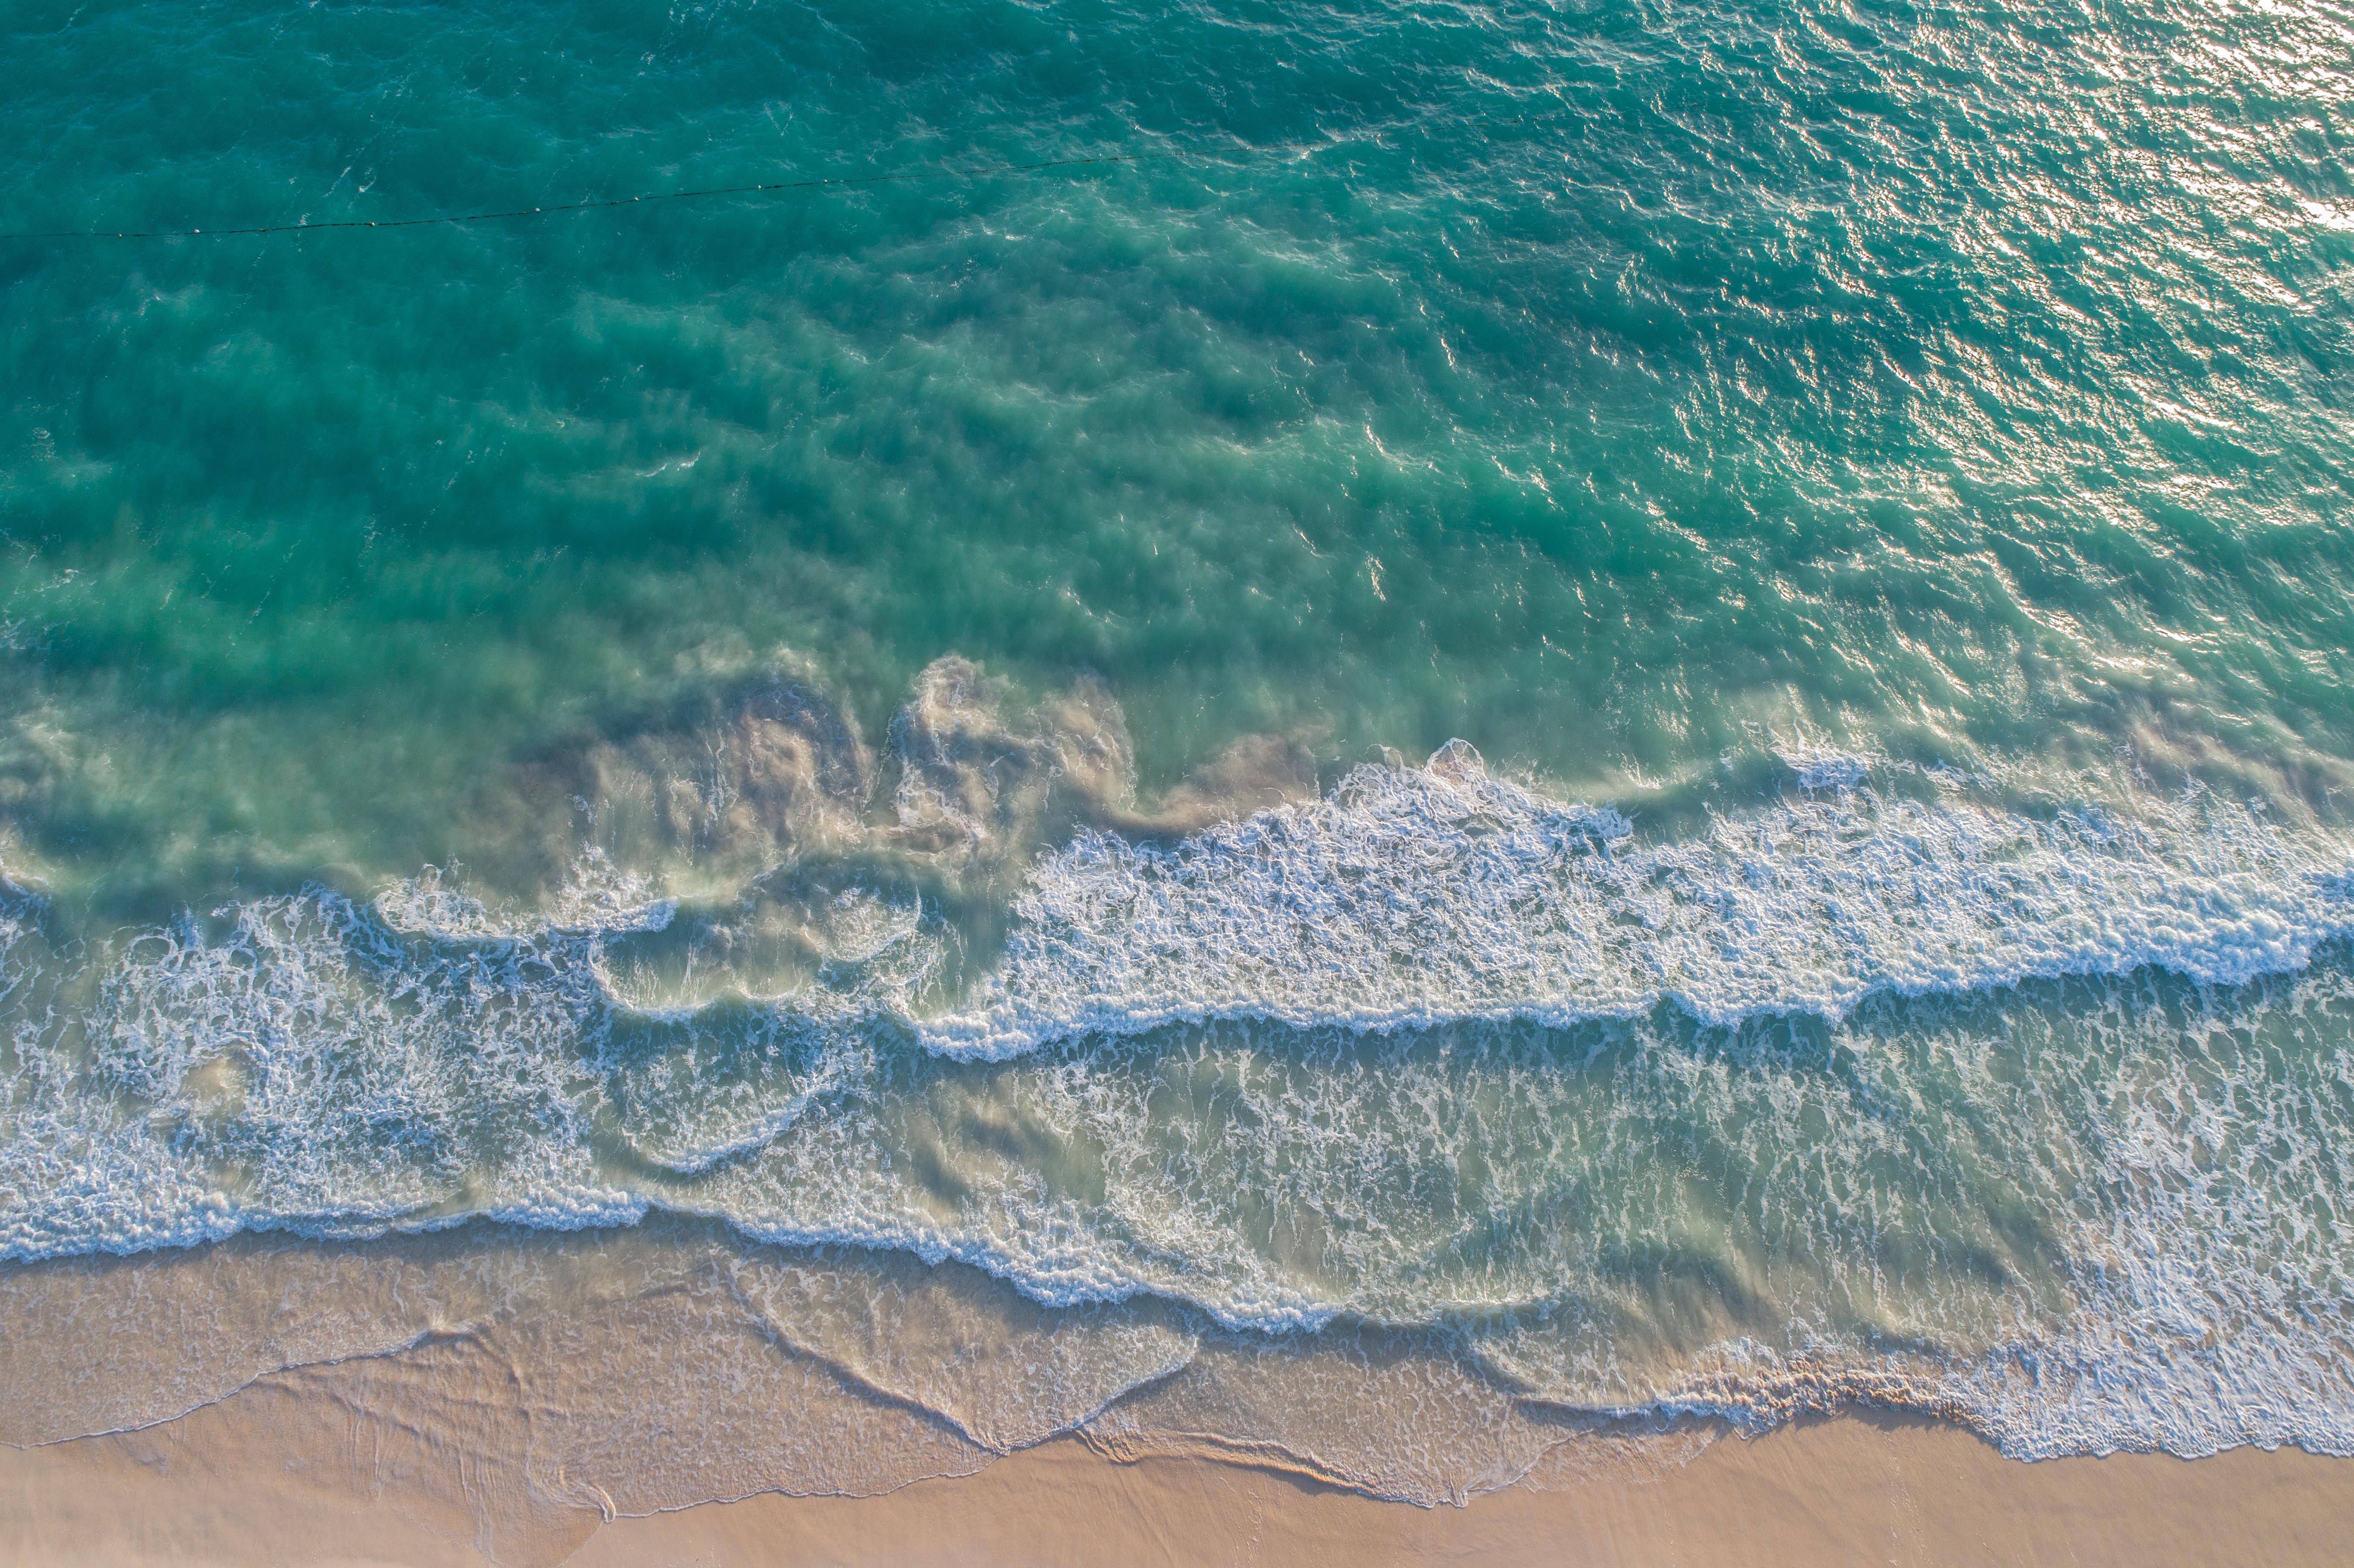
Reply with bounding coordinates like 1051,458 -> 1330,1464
0,150 -> 1192,242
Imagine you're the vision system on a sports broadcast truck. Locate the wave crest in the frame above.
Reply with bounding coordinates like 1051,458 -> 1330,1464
925,745 -> 2353,1057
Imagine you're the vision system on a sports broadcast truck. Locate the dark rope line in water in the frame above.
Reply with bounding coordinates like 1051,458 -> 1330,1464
0,150 -> 1193,242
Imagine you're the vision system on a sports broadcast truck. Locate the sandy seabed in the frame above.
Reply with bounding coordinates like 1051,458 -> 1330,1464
3,1351 -> 2350,1568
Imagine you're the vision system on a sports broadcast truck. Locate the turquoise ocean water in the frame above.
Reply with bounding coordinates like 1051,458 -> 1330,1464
4,0 -> 2354,1498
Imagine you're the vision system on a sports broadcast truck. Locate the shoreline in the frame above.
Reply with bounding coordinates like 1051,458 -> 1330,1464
4,1353 -> 2350,1567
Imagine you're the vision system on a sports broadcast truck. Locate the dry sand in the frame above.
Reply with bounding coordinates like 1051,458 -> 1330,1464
2,1349 -> 2350,1568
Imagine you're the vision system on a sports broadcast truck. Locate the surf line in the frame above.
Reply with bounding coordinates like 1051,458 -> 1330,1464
0,149 -> 1200,242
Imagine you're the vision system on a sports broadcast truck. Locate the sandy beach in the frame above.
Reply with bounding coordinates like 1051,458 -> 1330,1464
3,1337 -> 2349,1568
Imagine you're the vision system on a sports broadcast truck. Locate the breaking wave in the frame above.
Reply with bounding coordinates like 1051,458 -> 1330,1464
929,743 -> 2354,1056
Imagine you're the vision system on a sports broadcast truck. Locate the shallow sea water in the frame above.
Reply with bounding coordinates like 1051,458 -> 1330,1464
3,0 -> 2353,1505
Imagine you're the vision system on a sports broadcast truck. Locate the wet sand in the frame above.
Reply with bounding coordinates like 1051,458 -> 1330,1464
3,1349 -> 2349,1568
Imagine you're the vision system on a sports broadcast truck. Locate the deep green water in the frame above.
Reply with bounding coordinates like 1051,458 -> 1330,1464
4,0 -> 2354,1484
5,0 -> 2348,906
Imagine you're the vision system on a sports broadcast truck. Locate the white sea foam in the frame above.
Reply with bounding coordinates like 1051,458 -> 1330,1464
921,744 -> 2354,1058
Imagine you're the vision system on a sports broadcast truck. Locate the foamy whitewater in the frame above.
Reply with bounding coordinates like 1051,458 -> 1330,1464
937,747 -> 2354,1055
7,745 -> 2354,1480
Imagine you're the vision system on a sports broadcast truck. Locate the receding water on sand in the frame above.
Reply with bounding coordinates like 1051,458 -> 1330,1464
0,1216 -> 1713,1514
